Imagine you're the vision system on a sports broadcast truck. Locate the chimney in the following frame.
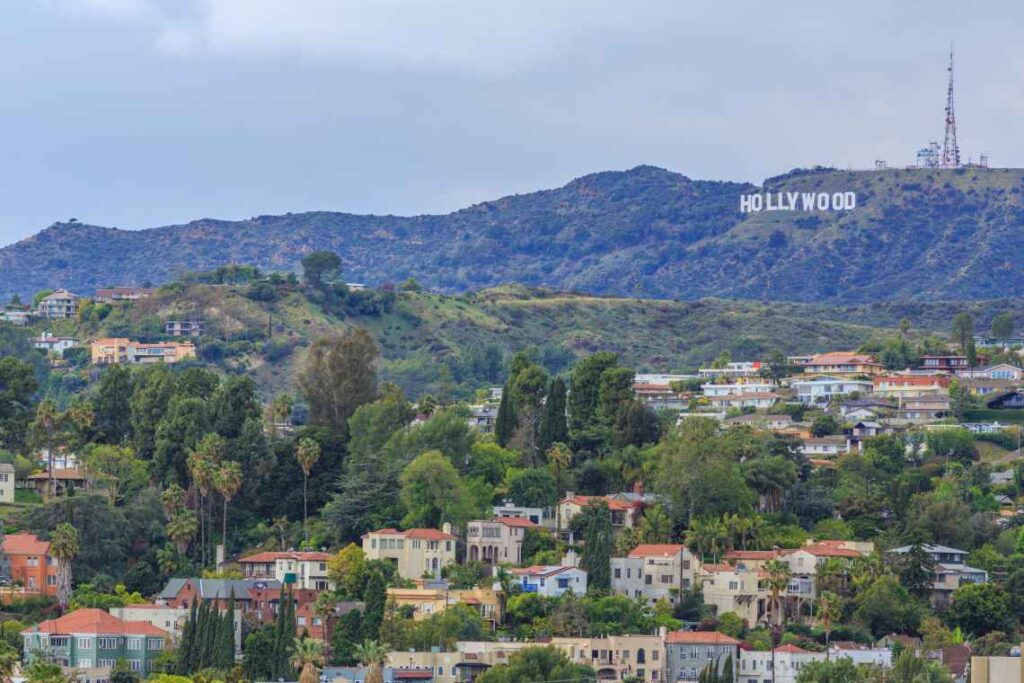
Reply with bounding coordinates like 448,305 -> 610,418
442,522 -> 452,535
633,480 -> 644,495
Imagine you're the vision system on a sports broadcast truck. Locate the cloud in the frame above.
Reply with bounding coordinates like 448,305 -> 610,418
57,0 -> 162,20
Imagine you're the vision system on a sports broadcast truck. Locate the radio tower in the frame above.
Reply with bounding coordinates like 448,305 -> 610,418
941,45 -> 960,167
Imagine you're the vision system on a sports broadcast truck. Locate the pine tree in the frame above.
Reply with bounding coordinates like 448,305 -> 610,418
362,571 -> 386,642
494,381 -> 516,447
538,377 -> 568,453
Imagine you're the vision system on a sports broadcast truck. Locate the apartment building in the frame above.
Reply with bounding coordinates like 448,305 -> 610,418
239,550 -> 332,591
665,631 -> 740,682
362,526 -> 458,579
21,609 -> 168,674
611,544 -> 697,605
4,533 -> 59,598
36,290 -> 78,319
466,517 -> 535,565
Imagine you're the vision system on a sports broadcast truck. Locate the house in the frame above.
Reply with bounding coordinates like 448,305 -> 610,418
508,565 -> 587,597
324,665 -> 440,683
889,544 -> 988,609
971,652 -> 1022,683
94,287 -> 154,303
21,608 -> 168,674
798,436 -> 850,457
921,355 -> 984,373
896,395 -> 951,422
707,392 -> 780,410
961,378 -> 1018,396
109,604 -> 241,653
697,563 -> 771,626
724,413 -> 793,430
738,645 -> 826,683
610,544 -> 697,605
238,550 -> 332,591
958,364 -> 1024,381
0,463 -> 14,505
467,405 -> 498,433
701,380 -> 778,397
840,398 -> 895,420
793,377 -> 874,404
802,352 -> 884,377
3,533 -> 59,598
362,526 -> 458,579
557,492 -> 649,531
36,289 -> 79,319
466,518 -> 535,565
0,307 -> 32,326
634,383 -> 688,411
872,375 -> 950,399
986,391 -> 1024,410
27,468 -> 91,497
491,501 -> 553,528
827,641 -> 892,668
698,362 -> 767,380
90,338 -> 197,365
386,579 -> 502,629
974,334 -> 1024,349
552,634 -> 666,683
664,631 -> 740,682
385,651 -> 464,683
165,319 -> 205,337
31,332 -> 78,357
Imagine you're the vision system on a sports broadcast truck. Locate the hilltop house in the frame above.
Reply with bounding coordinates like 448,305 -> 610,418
90,338 -> 197,365
94,287 -> 154,303
698,361 -> 767,379
386,579 -> 502,629
0,463 -> 13,505
31,332 -> 77,357
872,375 -> 950,399
466,517 -> 535,565
3,533 -> 59,598
36,290 -> 78,319
165,319 -> 205,337
802,352 -> 884,377
557,490 -> 655,531
21,609 -> 168,674
958,363 -> 1024,381
508,564 -> 588,598
362,526 -> 457,579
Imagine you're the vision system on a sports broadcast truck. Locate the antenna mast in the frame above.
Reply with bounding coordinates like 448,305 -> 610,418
941,45 -> 960,167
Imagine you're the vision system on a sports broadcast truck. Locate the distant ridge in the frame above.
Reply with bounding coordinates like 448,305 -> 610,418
3,164 -> 1024,302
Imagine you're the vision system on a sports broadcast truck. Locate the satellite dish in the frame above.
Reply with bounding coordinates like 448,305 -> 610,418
255,581 -> 266,590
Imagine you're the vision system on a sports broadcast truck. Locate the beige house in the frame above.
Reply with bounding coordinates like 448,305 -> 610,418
90,338 -> 197,365
611,544 -> 697,605
386,580 -> 502,629
362,525 -> 457,579
238,550 -> 332,591
0,463 -> 14,504
36,290 -> 78,319
386,649 -> 462,683
557,493 -> 648,531
466,517 -> 535,564
802,352 -> 884,377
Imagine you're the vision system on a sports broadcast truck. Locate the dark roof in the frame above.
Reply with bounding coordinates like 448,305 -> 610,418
159,577 -> 282,600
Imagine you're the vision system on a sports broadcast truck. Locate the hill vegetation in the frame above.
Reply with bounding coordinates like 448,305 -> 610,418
3,165 -> 1024,303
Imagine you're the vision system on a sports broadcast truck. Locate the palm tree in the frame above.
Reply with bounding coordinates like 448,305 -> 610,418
166,509 -> 198,554
290,637 -> 325,683
214,461 -> 243,555
30,400 -> 60,498
638,505 -> 671,543
546,442 -> 572,532
160,483 -> 186,519
815,558 -> 848,597
50,523 -> 79,611
817,591 -> 842,660
354,640 -> 388,683
295,438 -> 321,542
0,642 -> 19,683
271,394 -> 294,437
764,559 -> 792,628
494,566 -> 515,627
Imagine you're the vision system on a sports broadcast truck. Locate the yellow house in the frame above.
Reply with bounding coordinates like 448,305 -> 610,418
802,352 -> 885,377
91,338 -> 197,365
362,525 -> 457,579
386,580 -> 502,629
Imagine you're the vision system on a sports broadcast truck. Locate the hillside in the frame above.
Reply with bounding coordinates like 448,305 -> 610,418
3,165 -> 1024,303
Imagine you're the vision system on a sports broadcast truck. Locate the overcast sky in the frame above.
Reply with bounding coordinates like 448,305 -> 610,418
1,1 -> 1022,246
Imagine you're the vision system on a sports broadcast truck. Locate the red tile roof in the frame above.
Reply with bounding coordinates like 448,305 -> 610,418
700,563 -> 736,573
365,528 -> 457,541
27,468 -> 87,481
724,550 -> 780,561
510,565 -> 573,578
240,551 -> 331,563
774,644 -> 812,654
495,517 -> 537,528
799,543 -> 862,559
628,544 -> 685,559
563,495 -> 638,511
806,352 -> 880,366
666,631 -> 740,645
3,533 -> 50,556
23,609 -> 168,637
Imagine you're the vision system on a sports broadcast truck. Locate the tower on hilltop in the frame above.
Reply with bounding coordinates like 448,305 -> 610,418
941,45 -> 960,168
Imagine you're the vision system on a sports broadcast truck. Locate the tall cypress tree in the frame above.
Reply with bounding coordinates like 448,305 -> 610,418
494,381 -> 516,447
218,590 -> 236,668
362,571 -> 386,641
177,600 -> 198,674
538,377 -> 568,452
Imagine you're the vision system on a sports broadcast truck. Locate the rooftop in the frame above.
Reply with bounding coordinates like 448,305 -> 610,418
23,609 -> 168,637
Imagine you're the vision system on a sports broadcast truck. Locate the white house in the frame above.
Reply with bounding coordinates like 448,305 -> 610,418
828,642 -> 892,668
610,543 -> 696,605
738,645 -> 826,683
697,362 -> 767,380
793,377 -> 873,404
708,393 -> 780,410
798,436 -> 850,457
508,565 -> 587,597
701,380 -> 778,397
238,551 -> 332,591
32,333 -> 78,357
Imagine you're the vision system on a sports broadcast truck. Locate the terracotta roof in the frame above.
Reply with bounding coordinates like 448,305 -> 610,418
799,543 -> 861,559
240,551 -> 331,563
563,495 -> 638,511
23,609 -> 168,637
364,528 -> 457,541
28,468 -> 87,481
628,544 -> 685,559
665,631 -> 740,645
724,550 -> 779,561
774,644 -> 812,654
700,563 -> 735,573
495,517 -> 537,528
3,533 -> 50,556
806,352 -> 880,366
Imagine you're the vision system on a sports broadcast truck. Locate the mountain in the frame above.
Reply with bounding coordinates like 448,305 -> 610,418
3,165 -> 1024,302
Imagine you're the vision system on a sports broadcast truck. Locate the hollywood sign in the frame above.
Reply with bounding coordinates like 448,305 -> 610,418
739,191 -> 857,213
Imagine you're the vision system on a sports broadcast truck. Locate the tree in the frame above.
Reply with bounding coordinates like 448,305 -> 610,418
290,637 -> 325,683
362,571 -> 387,642
301,250 -> 342,287
0,357 -> 37,453
742,456 -> 797,513
538,378 -> 569,452
853,575 -> 921,637
50,522 -> 80,610
897,541 -> 936,601
568,353 -> 619,436
811,414 -> 841,437
299,330 -> 379,434
354,640 -> 388,683
494,382 -> 516,448
331,609 -> 363,665
992,312 -> 1015,341
951,312 -> 974,354
945,582 -> 1014,636
638,505 -> 671,543
816,591 -> 842,658
295,438 -> 321,541
476,646 -> 595,683
93,364 -> 133,444
214,461 -> 243,550
399,450 -> 483,529
0,642 -> 19,683
270,394 -> 294,436
579,501 -> 613,590
507,468 -> 557,508
888,649 -> 953,683
764,559 -> 792,628
328,544 -> 367,598
188,434 -> 223,567
795,659 -> 861,683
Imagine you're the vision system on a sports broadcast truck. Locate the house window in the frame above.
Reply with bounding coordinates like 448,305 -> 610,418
98,637 -> 118,649
644,575 -> 652,585
27,557 -> 38,567
77,637 -> 93,649
298,617 -> 306,626
660,574 -> 672,584
78,658 -> 92,669
313,617 -> 322,626
46,576 -> 56,586
127,637 -> 143,651
99,659 -> 116,669
148,639 -> 164,651
129,660 -> 142,672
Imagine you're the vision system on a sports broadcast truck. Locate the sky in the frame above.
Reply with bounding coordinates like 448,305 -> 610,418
1,1 -> 1023,246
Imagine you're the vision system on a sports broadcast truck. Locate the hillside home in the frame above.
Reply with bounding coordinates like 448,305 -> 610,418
698,563 -> 770,626
897,395 -> 952,422
238,550 -> 332,591
109,604 -> 241,653
0,463 -> 13,505
665,631 -> 740,682
974,334 -> 1024,349
386,580 -> 502,629
701,379 -> 778,397
921,355 -> 984,372
633,383 -> 688,410
987,391 -> 1024,410
36,289 -> 79,319
708,392 -> 780,410
802,352 -> 884,376
793,377 -> 873,404
798,436 -> 850,457
872,375 -> 950,399
698,361 -> 767,379
554,634 -> 666,683
466,517 -> 535,565
889,544 -> 988,609
491,501 -> 552,528
31,332 -> 77,357
724,413 -> 793,430
90,338 -> 197,365
0,307 -> 31,325
362,526 -> 457,579
165,319 -> 205,337
962,378 -> 1018,396
21,609 -> 168,674
508,565 -> 588,598
738,645 -> 825,683
3,533 -> 59,598
27,468 -> 91,497
467,405 -> 498,433
557,492 -> 648,531
611,543 -> 696,605
827,641 -> 892,668
958,363 -> 1024,381
94,287 -> 154,303
385,650 -> 463,683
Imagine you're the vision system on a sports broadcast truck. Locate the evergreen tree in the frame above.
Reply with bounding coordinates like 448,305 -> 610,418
177,600 -> 198,674
217,591 -> 236,669
538,377 -> 568,453
494,381 -> 516,447
362,570 -> 387,641
899,541 -> 937,601
331,609 -> 364,665
579,501 -> 613,591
